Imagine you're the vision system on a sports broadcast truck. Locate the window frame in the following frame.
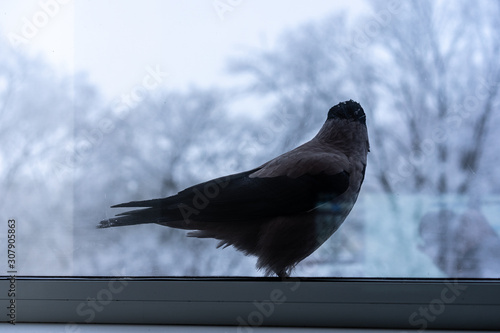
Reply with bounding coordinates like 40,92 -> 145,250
1,276 -> 499,329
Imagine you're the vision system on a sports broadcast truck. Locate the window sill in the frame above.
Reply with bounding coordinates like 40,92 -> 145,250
1,277 -> 499,330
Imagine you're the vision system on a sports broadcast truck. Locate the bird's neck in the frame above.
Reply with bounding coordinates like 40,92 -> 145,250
314,119 -> 369,155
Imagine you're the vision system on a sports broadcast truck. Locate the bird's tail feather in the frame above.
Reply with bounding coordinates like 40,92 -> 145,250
97,210 -> 153,229
98,203 -> 191,230
111,198 -> 167,208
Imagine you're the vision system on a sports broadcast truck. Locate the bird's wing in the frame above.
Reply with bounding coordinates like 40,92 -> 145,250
109,153 -> 350,225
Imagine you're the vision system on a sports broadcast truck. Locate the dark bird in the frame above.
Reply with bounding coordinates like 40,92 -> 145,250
98,100 -> 369,277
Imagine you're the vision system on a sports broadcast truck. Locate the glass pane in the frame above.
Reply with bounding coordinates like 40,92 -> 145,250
1,1 -> 499,278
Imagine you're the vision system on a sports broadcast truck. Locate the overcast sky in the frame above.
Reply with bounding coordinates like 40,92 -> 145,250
1,1 -> 367,100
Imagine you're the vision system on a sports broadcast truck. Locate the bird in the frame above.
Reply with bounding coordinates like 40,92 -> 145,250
98,100 -> 369,277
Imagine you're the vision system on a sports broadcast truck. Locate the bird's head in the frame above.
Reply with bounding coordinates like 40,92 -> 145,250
327,100 -> 366,125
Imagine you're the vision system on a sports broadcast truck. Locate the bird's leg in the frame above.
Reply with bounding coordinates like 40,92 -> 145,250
276,269 -> 290,279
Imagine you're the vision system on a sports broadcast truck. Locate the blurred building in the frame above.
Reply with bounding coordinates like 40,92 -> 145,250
419,203 -> 500,278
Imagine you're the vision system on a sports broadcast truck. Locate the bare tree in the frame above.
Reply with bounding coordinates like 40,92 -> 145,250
369,0 -> 500,196
231,0 -> 500,196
